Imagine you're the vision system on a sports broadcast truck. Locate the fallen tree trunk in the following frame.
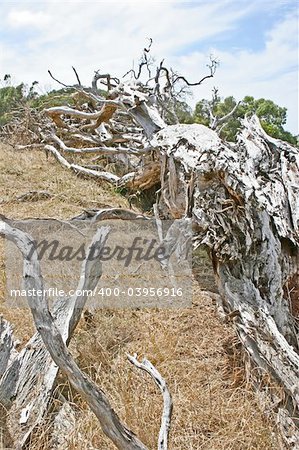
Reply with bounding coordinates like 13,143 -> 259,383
152,117 -> 299,446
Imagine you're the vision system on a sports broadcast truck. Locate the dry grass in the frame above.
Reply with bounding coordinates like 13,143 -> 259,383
0,144 -> 127,220
0,144 -> 128,340
0,143 -> 280,449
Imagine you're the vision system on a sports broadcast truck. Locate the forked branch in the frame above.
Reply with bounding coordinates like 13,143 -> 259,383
123,38 -> 153,80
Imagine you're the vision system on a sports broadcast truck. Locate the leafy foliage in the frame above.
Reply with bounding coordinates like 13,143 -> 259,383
193,94 -> 298,145
174,100 -> 194,124
0,79 -> 25,126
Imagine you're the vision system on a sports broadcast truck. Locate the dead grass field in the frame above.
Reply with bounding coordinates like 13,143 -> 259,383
0,143 -> 281,449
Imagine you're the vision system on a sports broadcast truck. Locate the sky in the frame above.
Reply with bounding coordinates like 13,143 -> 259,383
0,0 -> 298,133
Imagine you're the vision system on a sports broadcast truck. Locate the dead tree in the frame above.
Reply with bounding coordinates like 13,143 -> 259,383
1,50 -> 298,447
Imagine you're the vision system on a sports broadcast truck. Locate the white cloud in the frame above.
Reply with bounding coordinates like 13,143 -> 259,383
7,9 -> 50,28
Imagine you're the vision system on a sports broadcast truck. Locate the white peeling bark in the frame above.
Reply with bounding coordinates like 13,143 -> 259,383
0,317 -> 18,378
152,116 -> 299,445
0,219 -> 148,450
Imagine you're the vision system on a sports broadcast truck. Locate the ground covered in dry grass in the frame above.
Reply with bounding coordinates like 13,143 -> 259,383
0,144 -> 281,449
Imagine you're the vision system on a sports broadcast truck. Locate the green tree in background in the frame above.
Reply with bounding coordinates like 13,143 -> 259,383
174,100 -> 194,124
193,92 -> 298,145
0,75 -> 40,126
0,76 -> 25,126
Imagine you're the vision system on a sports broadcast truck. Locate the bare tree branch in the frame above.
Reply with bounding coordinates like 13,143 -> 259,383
172,56 -> 218,87
92,71 -> 120,92
49,133 -> 146,155
72,66 -> 82,86
44,144 -> 120,183
123,38 -> 153,80
45,103 -> 121,120
127,354 -> 173,450
48,70 -> 70,88
210,101 -> 241,130
0,219 -> 148,450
